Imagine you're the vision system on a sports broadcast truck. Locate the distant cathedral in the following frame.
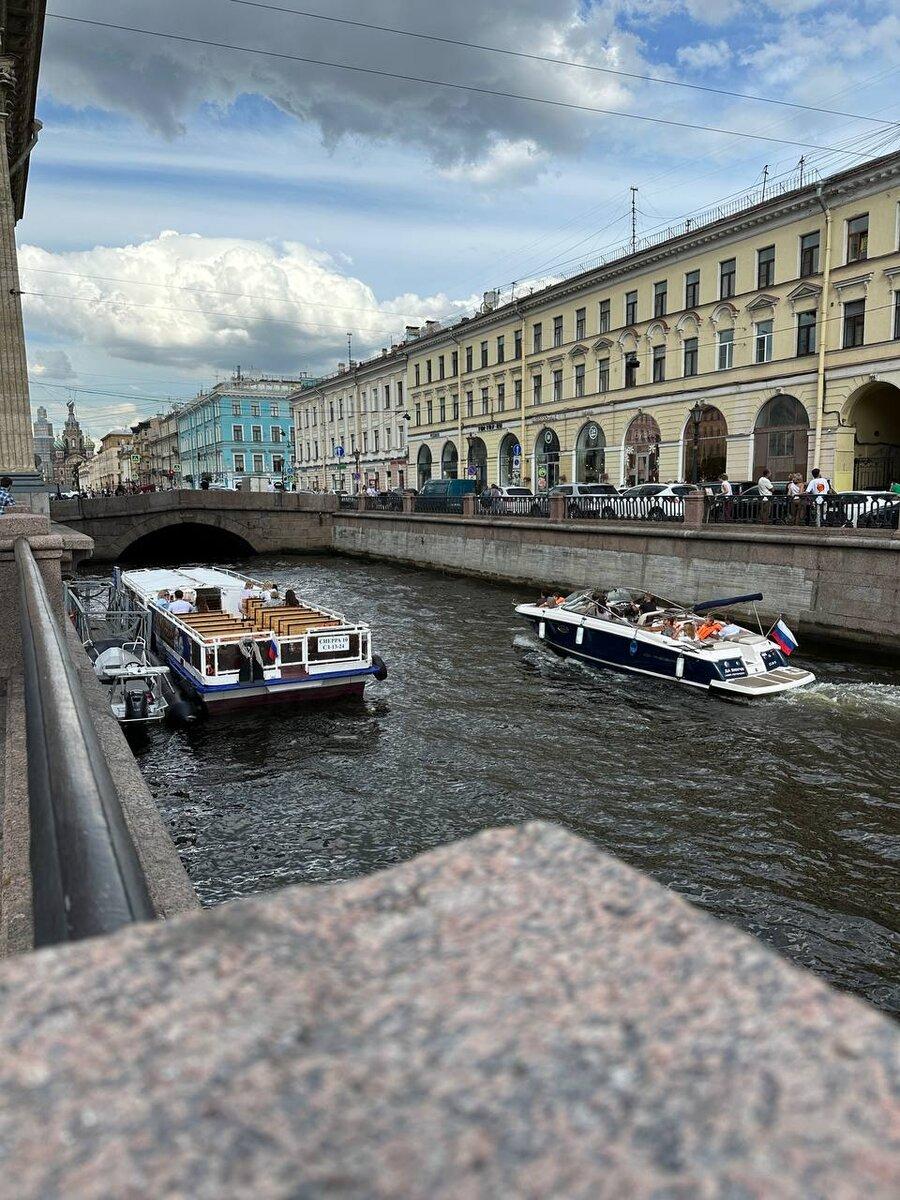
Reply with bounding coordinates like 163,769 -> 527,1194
50,400 -> 94,489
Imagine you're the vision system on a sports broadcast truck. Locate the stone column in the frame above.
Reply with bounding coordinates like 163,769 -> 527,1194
0,58 -> 41,494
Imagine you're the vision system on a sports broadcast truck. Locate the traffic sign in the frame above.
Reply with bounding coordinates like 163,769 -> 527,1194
335,446 -> 345,458
467,466 -> 477,477
513,444 -> 522,456
352,471 -> 360,480
512,455 -> 521,470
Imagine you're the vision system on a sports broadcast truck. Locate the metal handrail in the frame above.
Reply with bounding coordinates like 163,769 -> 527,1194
16,538 -> 155,945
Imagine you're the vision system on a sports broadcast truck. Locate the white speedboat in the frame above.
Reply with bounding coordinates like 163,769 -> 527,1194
112,566 -> 386,715
516,587 -> 815,698
91,639 -> 170,724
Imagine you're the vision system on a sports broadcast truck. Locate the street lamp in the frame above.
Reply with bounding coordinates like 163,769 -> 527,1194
689,400 -> 705,485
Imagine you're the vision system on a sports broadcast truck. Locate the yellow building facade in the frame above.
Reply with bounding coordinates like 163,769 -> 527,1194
405,150 -> 900,494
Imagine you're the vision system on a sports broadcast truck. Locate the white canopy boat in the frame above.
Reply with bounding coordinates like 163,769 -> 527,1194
516,587 -> 815,698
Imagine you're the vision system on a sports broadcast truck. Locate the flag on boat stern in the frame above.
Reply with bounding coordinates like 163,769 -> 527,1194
770,619 -> 798,655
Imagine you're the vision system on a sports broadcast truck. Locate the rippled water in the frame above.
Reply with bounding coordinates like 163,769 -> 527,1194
129,554 -> 900,1013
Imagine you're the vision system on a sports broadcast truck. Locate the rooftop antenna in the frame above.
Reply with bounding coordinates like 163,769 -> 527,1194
347,331 -> 352,370
630,186 -> 638,254
798,155 -> 805,188
760,164 -> 769,202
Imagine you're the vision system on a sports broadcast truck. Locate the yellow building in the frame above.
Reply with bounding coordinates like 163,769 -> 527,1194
406,150 -> 900,494
81,429 -> 132,493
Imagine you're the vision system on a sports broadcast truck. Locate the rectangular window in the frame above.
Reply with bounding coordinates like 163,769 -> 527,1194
497,335 -> 505,363
683,337 -> 698,377
553,315 -> 563,347
465,346 -> 473,372
575,307 -> 586,340
533,323 -> 543,353
397,380 -> 403,406
598,299 -> 610,333
451,351 -> 459,376
653,280 -> 667,318
438,355 -> 445,380
685,270 -> 700,309
597,358 -> 610,393
426,400 -> 433,423
894,291 -> 900,340
552,369 -> 563,402
439,398 -> 446,422
373,428 -> 379,453
719,258 -> 736,299
533,374 -> 542,405
251,425 -> 262,442
514,328 -> 522,359
232,402 -> 241,416
843,299 -> 865,348
481,340 -> 489,368
313,441 -> 318,460
757,245 -> 775,289
717,328 -> 734,370
800,231 -> 820,276
480,387 -> 489,415
328,402 -> 334,422
452,396 -> 459,420
361,392 -> 367,414
362,432 -> 368,452
652,344 -> 666,382
514,378 -> 522,408
755,319 -> 773,363
232,425 -> 244,442
426,359 -> 433,383
251,404 -> 260,418
624,353 -> 638,388
270,403 -> 279,418
414,364 -> 421,386
466,390 -> 474,417
233,452 -> 245,472
414,404 -> 421,425
272,426 -> 283,443
338,398 -> 344,419
253,453 -> 264,473
847,214 -> 868,263
497,382 -> 506,411
574,363 -> 585,397
383,385 -> 390,410
625,291 -> 637,326
330,437 -> 335,456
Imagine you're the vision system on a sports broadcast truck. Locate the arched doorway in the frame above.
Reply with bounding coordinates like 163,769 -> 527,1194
417,444 -> 432,489
683,405 -> 728,483
467,436 -> 488,488
441,440 -> 459,479
624,413 -> 661,486
498,432 -> 520,486
847,381 -> 900,489
575,421 -> 606,483
534,427 -> 561,491
753,395 -> 809,481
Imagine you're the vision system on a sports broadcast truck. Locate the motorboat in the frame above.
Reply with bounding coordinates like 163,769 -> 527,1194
90,639 -> 170,724
112,566 -> 387,714
516,587 -> 815,698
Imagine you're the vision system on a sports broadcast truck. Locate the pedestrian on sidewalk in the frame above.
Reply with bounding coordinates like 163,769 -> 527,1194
719,473 -> 733,521
788,474 -> 804,525
756,467 -> 773,524
805,467 -> 832,526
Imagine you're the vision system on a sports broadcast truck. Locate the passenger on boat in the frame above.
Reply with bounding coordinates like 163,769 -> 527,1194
638,592 -> 656,614
262,588 -> 282,608
156,589 -> 171,611
696,619 -> 724,641
168,589 -> 196,615
284,588 -> 300,607
540,592 -> 566,607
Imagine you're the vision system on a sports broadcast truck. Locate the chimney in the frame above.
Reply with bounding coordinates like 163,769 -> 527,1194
482,291 -> 498,313
337,362 -> 346,373
381,347 -> 388,356
404,325 -> 420,340
424,319 -> 441,334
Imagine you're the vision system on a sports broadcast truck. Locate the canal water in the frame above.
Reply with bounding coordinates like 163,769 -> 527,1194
128,554 -> 900,1014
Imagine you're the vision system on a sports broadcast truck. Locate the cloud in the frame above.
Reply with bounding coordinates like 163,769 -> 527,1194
40,0 -> 642,175
19,231 -> 475,374
676,40 -> 733,72
29,348 -> 75,380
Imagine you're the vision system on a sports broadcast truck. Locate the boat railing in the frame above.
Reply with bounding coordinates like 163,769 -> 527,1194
16,538 -> 155,946
65,581 -> 150,647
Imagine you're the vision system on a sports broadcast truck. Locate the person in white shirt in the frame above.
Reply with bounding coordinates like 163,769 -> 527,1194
788,474 -> 803,525
168,589 -> 195,615
805,467 -> 831,525
719,473 -> 733,521
756,468 -> 773,524
262,588 -> 282,608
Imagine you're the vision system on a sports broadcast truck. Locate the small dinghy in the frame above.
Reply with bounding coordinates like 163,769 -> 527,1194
516,587 -> 815,698
91,639 -> 170,725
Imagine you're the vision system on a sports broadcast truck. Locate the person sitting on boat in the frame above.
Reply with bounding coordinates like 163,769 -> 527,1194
168,589 -> 196,615
696,618 -> 724,641
679,621 -> 697,642
638,592 -> 656,614
262,587 -> 282,608
284,588 -> 300,607
155,589 -> 171,611
239,580 -> 260,613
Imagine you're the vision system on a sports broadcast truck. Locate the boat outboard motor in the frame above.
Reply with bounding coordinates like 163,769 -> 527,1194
124,688 -> 141,721
372,654 -> 388,681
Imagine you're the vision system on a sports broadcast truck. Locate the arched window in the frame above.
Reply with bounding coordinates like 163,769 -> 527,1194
417,443 -> 432,489
498,432 -> 521,486
441,440 -> 458,479
534,427 -> 561,490
624,413 -> 661,486
467,436 -> 488,488
575,421 -> 606,483
683,405 -> 728,483
753,394 -> 809,480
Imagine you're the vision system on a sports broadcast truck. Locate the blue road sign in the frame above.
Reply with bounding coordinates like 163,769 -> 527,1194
335,446 -> 345,457
513,443 -> 522,456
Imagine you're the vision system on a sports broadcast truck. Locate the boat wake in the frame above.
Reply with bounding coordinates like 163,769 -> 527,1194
787,681 -> 900,720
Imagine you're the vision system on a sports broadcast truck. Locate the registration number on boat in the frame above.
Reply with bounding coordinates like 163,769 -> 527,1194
317,634 -> 350,653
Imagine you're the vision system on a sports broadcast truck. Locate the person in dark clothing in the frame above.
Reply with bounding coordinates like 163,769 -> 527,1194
284,588 -> 300,607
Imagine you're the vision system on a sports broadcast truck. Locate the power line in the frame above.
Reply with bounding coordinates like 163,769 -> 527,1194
46,13 -> 881,157
218,0 -> 900,130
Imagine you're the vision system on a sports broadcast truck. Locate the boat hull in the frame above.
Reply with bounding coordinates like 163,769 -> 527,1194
202,678 -> 368,713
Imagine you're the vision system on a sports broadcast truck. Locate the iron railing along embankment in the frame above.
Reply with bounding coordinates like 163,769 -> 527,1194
16,539 -> 154,946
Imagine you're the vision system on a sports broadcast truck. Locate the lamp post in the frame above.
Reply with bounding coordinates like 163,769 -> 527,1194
689,400 -> 705,485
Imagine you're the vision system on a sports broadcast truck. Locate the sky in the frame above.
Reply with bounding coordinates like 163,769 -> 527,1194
21,0 -> 900,441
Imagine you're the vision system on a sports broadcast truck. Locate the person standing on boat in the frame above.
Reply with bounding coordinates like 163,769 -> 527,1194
756,468 -> 774,524
168,589 -> 196,615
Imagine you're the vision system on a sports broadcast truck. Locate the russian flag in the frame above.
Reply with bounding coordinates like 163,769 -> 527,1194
770,619 -> 798,655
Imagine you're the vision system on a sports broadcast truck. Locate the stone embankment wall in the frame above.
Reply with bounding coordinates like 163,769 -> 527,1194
332,513 -> 900,651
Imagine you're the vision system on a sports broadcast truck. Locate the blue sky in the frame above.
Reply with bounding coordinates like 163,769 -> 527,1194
21,0 -> 900,439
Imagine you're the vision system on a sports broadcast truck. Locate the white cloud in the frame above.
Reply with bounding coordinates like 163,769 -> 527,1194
19,231 -> 476,374
440,139 -> 550,187
676,40 -> 733,72
29,348 -> 75,380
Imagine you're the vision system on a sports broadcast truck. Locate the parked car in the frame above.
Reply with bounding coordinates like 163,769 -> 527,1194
415,478 -> 477,513
832,491 -> 900,528
599,482 -> 703,521
709,481 -> 790,523
478,485 -> 548,516
549,482 -> 620,517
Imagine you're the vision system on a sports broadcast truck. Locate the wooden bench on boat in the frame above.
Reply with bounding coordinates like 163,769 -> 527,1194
177,613 -> 255,643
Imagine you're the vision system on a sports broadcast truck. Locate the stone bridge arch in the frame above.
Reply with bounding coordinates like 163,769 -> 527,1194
110,516 -> 260,564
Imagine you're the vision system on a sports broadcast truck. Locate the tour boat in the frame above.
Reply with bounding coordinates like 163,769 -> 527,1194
516,587 -> 815,698
112,566 -> 386,713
